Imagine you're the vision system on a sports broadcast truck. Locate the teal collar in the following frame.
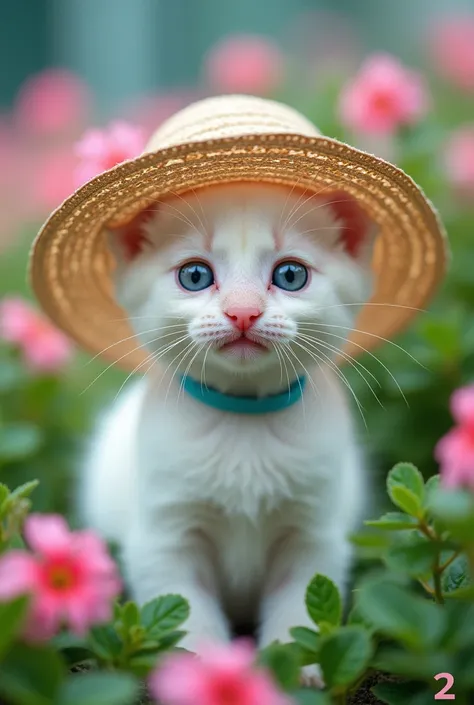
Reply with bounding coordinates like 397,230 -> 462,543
181,376 -> 306,414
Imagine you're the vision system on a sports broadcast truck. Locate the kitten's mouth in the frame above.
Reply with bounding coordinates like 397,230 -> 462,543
218,335 -> 269,354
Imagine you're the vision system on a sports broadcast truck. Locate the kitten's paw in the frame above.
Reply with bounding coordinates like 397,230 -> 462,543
300,664 -> 324,689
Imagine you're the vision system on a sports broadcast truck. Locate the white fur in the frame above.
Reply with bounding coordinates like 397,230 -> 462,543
79,184 -> 376,655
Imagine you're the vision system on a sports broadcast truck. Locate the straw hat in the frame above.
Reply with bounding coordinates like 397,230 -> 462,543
30,94 -> 447,370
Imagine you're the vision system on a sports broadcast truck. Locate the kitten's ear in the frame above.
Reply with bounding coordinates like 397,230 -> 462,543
327,191 -> 378,264
106,207 -> 155,265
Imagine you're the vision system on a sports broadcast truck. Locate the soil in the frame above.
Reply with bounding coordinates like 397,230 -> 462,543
348,671 -> 398,704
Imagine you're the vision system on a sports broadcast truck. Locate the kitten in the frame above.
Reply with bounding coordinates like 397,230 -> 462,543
79,182 -> 376,666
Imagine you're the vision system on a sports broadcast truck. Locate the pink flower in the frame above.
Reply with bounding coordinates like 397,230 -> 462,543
31,148 -> 79,211
0,514 -> 121,642
149,640 -> 290,705
14,69 -> 90,136
339,53 -> 429,134
204,35 -> 284,95
444,126 -> 474,200
74,121 -> 146,188
428,16 -> 474,93
435,385 -> 474,490
0,297 -> 73,372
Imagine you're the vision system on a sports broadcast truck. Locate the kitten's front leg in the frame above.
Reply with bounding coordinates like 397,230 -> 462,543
259,533 -> 352,687
123,522 -> 230,653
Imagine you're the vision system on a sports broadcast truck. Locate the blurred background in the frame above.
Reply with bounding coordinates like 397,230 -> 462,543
0,0 -> 473,520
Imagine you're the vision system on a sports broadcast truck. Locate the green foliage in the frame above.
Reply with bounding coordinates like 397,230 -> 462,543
0,597 -> 29,660
305,574 -> 342,631
87,594 -> 189,676
0,643 -> 65,705
318,627 -> 372,691
56,673 -> 140,705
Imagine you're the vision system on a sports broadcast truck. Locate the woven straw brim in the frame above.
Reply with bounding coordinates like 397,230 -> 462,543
30,133 -> 447,371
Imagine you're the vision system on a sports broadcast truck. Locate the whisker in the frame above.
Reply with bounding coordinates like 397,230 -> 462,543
291,338 -> 367,428
163,341 -> 197,407
85,323 -> 187,364
189,188 -> 210,232
178,343 -> 205,403
113,334 -> 191,401
278,178 -> 312,232
298,330 -> 382,390
200,341 -> 213,393
169,190 -> 208,241
288,196 -> 362,233
297,325 -> 412,406
273,342 -> 293,396
298,333 -> 383,409
155,200 -> 200,234
279,344 -> 308,424
282,184 -> 334,233
298,322 -> 427,371
106,314 -> 187,322
298,302 -> 427,314
271,341 -> 286,388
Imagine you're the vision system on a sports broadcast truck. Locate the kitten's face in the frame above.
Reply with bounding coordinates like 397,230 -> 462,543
108,183 -> 377,380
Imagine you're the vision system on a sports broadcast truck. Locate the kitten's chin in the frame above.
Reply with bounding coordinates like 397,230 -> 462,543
208,343 -> 276,375
218,338 -> 269,356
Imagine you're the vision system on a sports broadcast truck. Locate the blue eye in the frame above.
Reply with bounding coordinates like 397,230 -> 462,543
178,262 -> 214,291
272,261 -> 308,291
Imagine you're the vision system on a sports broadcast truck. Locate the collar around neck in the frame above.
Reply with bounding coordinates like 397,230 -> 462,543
180,375 -> 306,415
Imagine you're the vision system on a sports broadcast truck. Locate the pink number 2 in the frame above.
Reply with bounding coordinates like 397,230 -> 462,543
434,672 -> 455,700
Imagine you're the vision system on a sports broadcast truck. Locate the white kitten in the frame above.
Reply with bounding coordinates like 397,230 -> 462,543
79,183 -> 376,659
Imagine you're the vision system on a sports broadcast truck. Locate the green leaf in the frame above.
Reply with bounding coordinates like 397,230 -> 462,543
0,423 -> 42,462
444,584 -> 474,600
389,486 -> 422,517
365,512 -> 417,530
289,627 -> 320,654
258,642 -> 300,691
0,482 -> 9,508
384,534 -> 438,577
454,645 -> 474,688
387,463 -> 424,517
356,579 -> 444,649
374,647 -> 451,682
439,601 -> 474,650
372,681 -> 434,705
424,475 -> 440,506
8,479 -> 40,502
116,601 -> 140,632
428,488 -> 474,541
0,596 -> 29,660
349,531 -> 390,560
156,630 -> 186,650
127,651 -> 162,677
441,554 -> 471,594
347,604 -> 375,633
305,575 -> 341,629
141,594 -> 189,638
0,643 -> 65,705
57,672 -> 140,705
88,625 -> 123,661
318,626 -> 372,691
292,689 -> 330,705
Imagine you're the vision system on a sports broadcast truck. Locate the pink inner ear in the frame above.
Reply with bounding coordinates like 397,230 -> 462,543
326,192 -> 371,257
112,207 -> 155,261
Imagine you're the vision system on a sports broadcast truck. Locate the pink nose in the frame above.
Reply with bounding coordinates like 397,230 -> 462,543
224,306 -> 262,331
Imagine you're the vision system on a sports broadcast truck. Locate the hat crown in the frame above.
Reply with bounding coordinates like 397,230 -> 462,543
145,94 -> 320,153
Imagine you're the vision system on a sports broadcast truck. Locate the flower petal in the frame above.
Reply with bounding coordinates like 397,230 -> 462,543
0,552 -> 38,599
24,514 -> 71,555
